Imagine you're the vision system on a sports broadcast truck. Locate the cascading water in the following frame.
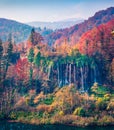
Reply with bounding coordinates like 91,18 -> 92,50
94,66 -> 97,83
74,64 -> 76,84
69,64 -> 72,85
80,66 -> 84,91
65,64 -> 69,85
57,63 -> 60,86
54,63 -> 99,91
58,64 -> 62,87
48,65 -> 52,79
48,56 -> 99,92
84,65 -> 88,90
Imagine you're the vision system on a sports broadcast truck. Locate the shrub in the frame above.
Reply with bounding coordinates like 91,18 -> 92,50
73,107 -> 85,117
33,92 -> 46,104
95,98 -> 107,110
107,100 -> 114,111
91,83 -> 98,94
51,114 -> 78,124
25,97 -> 30,105
59,111 -> 64,116
104,94 -> 111,101
42,96 -> 54,105
9,111 -> 17,119
0,112 -> 5,119
98,115 -> 114,125
36,104 -> 54,113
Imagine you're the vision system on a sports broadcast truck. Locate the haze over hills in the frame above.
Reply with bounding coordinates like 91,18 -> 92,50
0,18 -> 54,43
0,7 -> 113,44
0,18 -> 32,43
27,18 -> 84,30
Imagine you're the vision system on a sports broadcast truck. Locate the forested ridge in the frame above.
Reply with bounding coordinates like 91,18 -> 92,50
0,7 -> 114,126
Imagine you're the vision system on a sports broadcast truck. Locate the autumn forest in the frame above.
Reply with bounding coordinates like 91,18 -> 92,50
0,7 -> 114,127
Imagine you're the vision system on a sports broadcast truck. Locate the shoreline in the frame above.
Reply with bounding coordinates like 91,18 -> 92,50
7,119 -> 114,127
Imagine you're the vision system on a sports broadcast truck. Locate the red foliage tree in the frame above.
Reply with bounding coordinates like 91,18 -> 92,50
27,28 -> 43,48
78,19 -> 114,58
15,58 -> 29,83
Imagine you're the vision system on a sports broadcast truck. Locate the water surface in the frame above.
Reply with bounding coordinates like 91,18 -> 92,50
0,122 -> 114,130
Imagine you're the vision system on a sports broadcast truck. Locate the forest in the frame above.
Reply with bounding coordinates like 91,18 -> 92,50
0,7 -> 114,127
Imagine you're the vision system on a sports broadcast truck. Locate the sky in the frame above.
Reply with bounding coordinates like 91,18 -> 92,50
0,0 -> 114,23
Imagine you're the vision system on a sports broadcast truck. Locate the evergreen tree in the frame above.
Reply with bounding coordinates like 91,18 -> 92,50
34,52 -> 41,67
7,34 -> 13,59
28,47 -> 34,87
30,28 -> 35,44
28,47 -> 34,63
3,34 -> 13,80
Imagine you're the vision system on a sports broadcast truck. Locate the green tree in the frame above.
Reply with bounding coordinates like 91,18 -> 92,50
28,47 -> 34,63
30,28 -> 35,44
28,47 -> 34,87
73,107 -> 85,117
3,34 -> 13,80
95,98 -> 107,110
34,52 -> 41,67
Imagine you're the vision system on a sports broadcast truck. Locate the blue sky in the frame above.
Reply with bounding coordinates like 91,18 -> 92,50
0,0 -> 114,23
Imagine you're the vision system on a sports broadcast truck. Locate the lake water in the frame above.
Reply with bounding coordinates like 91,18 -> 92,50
0,122 -> 114,130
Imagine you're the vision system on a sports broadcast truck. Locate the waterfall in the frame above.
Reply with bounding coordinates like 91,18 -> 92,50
90,68 -> 94,85
80,66 -> 84,92
83,66 -> 85,90
55,58 -> 99,89
51,65 -> 54,81
76,66 -> 78,88
84,65 -> 88,91
57,63 -> 60,86
96,65 -> 101,84
83,65 -> 89,91
74,64 -> 76,84
48,65 -> 52,79
61,64 -> 64,86
69,64 -> 72,85
94,66 -> 97,83
58,64 -> 62,87
65,64 -> 69,85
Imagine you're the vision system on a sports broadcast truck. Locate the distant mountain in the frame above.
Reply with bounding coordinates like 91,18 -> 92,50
0,17 -> 83,43
0,18 -> 32,43
0,7 -> 114,44
0,18 -> 53,43
48,7 -> 114,45
27,18 -> 84,30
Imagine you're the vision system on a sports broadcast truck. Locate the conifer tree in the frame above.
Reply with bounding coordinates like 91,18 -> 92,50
3,34 -> 13,80
28,47 -> 34,63
28,47 -> 34,87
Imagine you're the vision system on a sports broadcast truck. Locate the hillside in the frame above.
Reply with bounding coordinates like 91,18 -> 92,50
0,7 -> 114,127
48,7 -> 114,45
78,19 -> 114,58
0,18 -> 53,43
0,18 -> 32,43
0,7 -> 113,45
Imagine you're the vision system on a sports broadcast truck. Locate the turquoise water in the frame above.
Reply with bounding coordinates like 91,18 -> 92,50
0,122 -> 114,130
